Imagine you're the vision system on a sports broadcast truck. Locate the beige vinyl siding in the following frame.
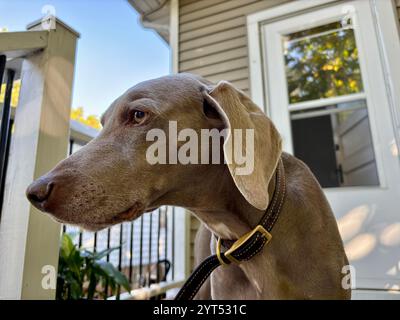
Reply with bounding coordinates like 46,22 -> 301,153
398,0 -> 400,17
179,0 -> 290,95
178,0 -> 290,269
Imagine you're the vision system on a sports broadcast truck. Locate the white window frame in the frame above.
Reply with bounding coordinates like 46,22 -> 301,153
256,1 -> 388,189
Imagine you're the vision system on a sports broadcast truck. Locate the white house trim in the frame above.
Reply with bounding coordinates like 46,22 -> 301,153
170,0 -> 179,74
369,0 -> 400,160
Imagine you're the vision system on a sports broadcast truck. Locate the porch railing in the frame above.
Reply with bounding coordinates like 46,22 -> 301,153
0,20 -> 81,299
0,55 -> 15,221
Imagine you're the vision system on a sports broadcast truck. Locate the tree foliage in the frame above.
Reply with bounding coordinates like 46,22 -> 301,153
0,80 -> 21,107
284,21 -> 363,104
71,107 -> 102,130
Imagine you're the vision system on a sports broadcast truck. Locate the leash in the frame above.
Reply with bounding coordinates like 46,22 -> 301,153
174,158 -> 286,300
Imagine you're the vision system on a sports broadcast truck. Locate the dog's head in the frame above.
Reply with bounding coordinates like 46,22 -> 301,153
26,74 -> 281,230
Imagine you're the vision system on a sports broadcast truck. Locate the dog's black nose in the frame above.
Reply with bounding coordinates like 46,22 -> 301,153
26,178 -> 54,207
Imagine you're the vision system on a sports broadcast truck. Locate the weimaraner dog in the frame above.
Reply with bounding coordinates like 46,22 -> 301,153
26,73 -> 350,299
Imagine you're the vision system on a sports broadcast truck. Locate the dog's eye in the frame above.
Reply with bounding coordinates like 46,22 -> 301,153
134,111 -> 145,121
130,110 -> 149,125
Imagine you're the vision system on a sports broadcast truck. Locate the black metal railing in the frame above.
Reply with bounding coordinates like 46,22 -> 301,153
63,139 -> 176,300
0,54 -> 16,221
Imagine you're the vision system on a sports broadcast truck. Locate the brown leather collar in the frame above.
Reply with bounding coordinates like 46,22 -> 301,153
175,158 -> 286,300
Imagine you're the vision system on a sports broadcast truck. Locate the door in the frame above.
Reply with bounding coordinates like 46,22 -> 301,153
262,0 -> 400,290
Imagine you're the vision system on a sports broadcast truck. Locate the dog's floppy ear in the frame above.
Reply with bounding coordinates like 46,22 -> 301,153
202,81 -> 282,210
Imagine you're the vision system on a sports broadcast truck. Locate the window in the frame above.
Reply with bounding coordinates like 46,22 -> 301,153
282,20 -> 379,188
283,20 -> 363,103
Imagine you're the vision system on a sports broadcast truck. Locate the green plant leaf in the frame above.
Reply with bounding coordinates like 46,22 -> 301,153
70,279 -> 83,300
60,233 -> 75,258
81,249 -> 93,258
68,250 -> 84,279
57,233 -> 131,300
92,246 -> 121,260
87,269 -> 98,300
97,261 -> 131,293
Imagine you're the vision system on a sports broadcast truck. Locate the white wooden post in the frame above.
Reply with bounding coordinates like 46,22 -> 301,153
170,0 -> 179,75
0,19 -> 79,299
168,0 -> 192,280
172,207 -> 191,280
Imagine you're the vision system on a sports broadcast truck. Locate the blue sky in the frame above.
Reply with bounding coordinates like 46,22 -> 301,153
0,0 -> 170,117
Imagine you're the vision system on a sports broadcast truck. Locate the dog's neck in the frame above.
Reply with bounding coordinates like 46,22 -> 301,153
166,164 -> 276,240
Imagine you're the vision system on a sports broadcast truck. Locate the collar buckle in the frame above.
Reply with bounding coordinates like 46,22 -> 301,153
217,225 -> 272,265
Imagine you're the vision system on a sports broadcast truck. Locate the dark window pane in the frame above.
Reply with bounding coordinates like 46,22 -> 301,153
291,100 -> 379,188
